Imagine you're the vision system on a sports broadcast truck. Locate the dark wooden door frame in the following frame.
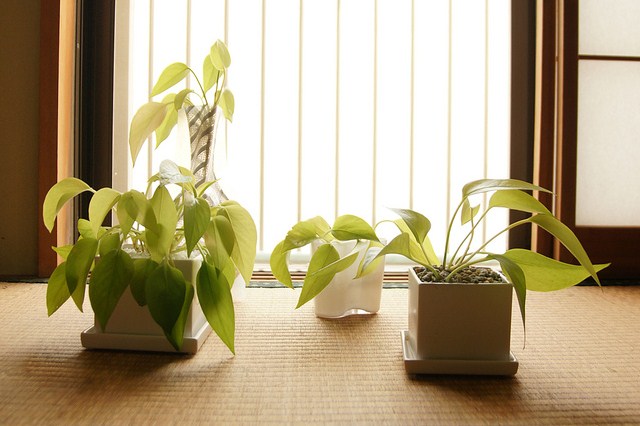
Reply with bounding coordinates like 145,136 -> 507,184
536,0 -> 640,279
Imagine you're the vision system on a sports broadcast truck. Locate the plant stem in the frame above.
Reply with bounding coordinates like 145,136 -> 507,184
460,218 -> 531,265
442,198 -> 466,268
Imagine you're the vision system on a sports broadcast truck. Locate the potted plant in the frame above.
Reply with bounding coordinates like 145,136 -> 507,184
42,160 -> 257,354
270,215 -> 386,318
128,39 -> 234,205
370,179 -> 608,375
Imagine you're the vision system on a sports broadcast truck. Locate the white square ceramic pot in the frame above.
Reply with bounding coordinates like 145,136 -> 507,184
407,267 -> 513,361
81,258 -> 211,353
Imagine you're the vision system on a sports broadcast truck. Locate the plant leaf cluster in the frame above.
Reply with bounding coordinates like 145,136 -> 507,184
42,160 -> 256,353
374,178 -> 609,329
129,40 -> 235,166
270,215 -> 384,308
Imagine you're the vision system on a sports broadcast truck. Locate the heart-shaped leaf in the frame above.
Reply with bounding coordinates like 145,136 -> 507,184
197,262 -> 235,354
129,102 -> 168,165
46,262 -> 71,316
296,244 -> 358,309
43,177 -> 94,232
331,214 -> 379,242
145,261 -> 188,348
65,237 -> 98,310
269,240 -> 293,289
150,62 -> 189,96
89,249 -> 134,330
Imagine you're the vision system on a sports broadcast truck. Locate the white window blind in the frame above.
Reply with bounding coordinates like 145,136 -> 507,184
113,0 -> 511,266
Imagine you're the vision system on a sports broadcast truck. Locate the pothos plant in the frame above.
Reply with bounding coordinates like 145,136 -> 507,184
42,160 -> 257,353
129,39 -> 235,165
270,215 -> 384,309
366,178 -> 609,328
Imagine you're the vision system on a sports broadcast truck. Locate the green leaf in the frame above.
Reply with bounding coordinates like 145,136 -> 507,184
65,237 -> 98,310
150,62 -> 189,97
355,242 -> 385,278
129,102 -> 168,166
219,201 -> 257,284
374,233 -> 429,266
218,89 -> 235,122
88,249 -> 134,330
145,261 -> 188,348
52,245 -> 73,260
98,233 -> 121,257
460,199 -> 480,225
203,56 -> 220,93
391,218 -> 439,265
283,218 -> 321,251
77,219 -> 95,239
46,262 -> 71,316
117,190 -> 156,237
270,240 -> 293,289
197,262 -> 235,354
130,258 -> 159,306
155,95 -> 179,146
43,177 -> 94,232
147,185 -> 178,261
528,214 -> 602,285
489,190 -> 551,215
204,215 -> 235,267
88,188 -> 121,235
331,214 -> 379,242
296,244 -> 358,309
390,208 -> 431,244
210,40 -> 231,71
169,278 -> 194,351
503,249 -> 609,292
490,254 -> 527,332
184,196 -> 211,256
173,88 -> 193,110
462,178 -> 551,198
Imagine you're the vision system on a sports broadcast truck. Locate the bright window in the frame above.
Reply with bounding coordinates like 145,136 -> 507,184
113,0 -> 511,267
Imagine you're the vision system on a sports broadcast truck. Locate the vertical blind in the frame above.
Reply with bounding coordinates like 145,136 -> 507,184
113,0 -> 511,263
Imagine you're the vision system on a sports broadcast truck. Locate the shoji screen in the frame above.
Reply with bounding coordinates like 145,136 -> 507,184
113,0 -> 511,264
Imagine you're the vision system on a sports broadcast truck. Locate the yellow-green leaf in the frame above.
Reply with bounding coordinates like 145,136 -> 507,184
145,261 -> 188,350
218,89 -> 234,122
89,249 -> 134,330
89,188 -> 121,236
65,237 -> 98,311
269,240 -> 293,289
209,40 -> 231,71
462,178 -> 551,197
331,214 -> 379,242
460,199 -> 480,225
297,245 -> 358,309
374,233 -> 429,267
489,190 -> 551,215
219,201 -> 257,284
391,208 -> 431,244
43,177 -> 94,232
150,62 -> 189,97
46,262 -> 71,316
197,262 -> 235,354
129,102 -> 168,165
184,197 -> 211,256
528,214 -> 602,285
155,99 -> 179,147
203,55 -> 220,93
503,249 -> 609,292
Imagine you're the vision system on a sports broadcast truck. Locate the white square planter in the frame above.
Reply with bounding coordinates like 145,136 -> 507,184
402,267 -> 518,375
312,240 -> 385,318
81,258 -> 212,354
